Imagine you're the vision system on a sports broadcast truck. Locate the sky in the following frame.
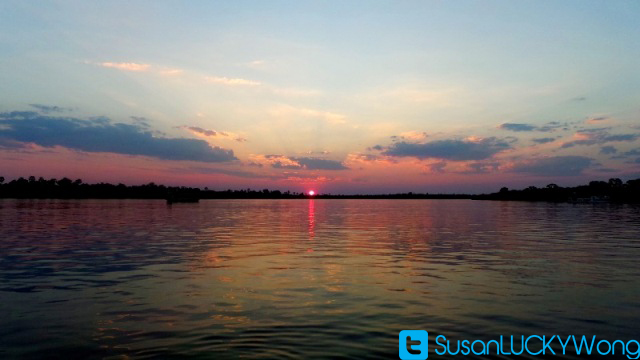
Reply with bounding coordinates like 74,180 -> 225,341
1,1 -> 639,194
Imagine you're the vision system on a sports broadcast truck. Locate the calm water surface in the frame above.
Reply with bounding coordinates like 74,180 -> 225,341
1,199 -> 639,359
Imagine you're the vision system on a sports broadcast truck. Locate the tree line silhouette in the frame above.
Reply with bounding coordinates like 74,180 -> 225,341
0,175 -> 638,202
474,177 -> 640,203
0,176 -> 469,199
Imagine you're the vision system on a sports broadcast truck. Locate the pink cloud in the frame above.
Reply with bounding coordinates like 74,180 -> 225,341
204,76 -> 261,86
99,62 -> 151,72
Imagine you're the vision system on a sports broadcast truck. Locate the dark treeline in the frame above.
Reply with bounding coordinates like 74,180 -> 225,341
2,175 -> 639,202
0,176 -> 469,200
473,178 -> 640,203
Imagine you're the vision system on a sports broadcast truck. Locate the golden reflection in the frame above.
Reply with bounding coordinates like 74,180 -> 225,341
308,199 -> 315,239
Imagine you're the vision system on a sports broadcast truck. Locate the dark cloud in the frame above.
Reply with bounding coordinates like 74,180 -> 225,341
369,144 -> 384,151
499,123 -> 537,132
611,148 -> 640,160
0,137 -> 27,149
562,141 -> 587,148
130,116 -> 151,128
0,111 -> 237,162
179,125 -> 247,143
503,136 -> 519,144
588,116 -> 609,122
291,157 -> 348,170
383,137 -> 511,161
561,129 -> 639,148
428,161 -> 447,173
458,161 -> 500,174
500,121 -> 568,133
180,125 -> 218,137
593,167 -> 619,173
389,132 -> 428,141
532,137 -> 556,144
624,149 -> 640,157
350,153 -> 398,164
264,155 -> 348,170
605,134 -> 638,142
272,162 -> 303,170
29,104 -> 72,114
511,156 -> 593,176
355,154 -> 379,162
600,146 -> 618,155
576,127 -> 612,133
537,121 -> 570,132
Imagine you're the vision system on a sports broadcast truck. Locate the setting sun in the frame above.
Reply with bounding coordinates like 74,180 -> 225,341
308,190 -> 315,196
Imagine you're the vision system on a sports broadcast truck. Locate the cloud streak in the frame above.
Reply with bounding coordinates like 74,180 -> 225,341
586,116 -> 610,124
499,121 -> 568,132
251,154 -> 348,170
600,146 -> 618,155
383,137 -> 511,161
531,137 -> 556,144
98,62 -> 151,72
181,126 -> 221,137
179,125 -> 247,142
204,76 -> 261,86
499,123 -> 537,132
91,61 -> 183,76
29,104 -> 72,114
0,111 -> 237,163
292,157 -> 349,170
268,105 -> 347,125
561,129 -> 639,148
511,156 -> 593,176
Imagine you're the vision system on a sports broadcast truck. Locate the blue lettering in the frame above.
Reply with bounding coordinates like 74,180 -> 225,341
510,335 -> 524,355
402,331 -> 640,359
626,340 -> 640,360
573,335 -> 596,355
542,335 -> 556,355
525,335 -> 543,356
597,340 -> 612,355
557,335 -> 572,354
471,340 -> 486,355
500,335 -> 511,355
461,339 -> 470,355
612,340 -> 625,355
486,339 -> 500,355
435,335 -> 447,355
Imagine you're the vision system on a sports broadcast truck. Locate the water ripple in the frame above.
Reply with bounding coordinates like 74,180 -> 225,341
1,199 -> 639,359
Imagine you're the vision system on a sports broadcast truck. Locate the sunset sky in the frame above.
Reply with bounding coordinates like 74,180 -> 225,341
1,1 -> 639,194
